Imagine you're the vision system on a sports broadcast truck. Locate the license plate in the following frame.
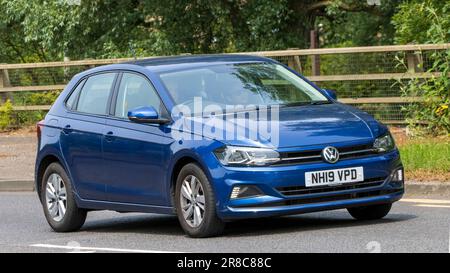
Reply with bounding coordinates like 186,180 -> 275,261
305,167 -> 364,187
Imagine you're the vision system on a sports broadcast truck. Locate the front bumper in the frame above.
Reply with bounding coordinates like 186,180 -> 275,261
208,149 -> 404,220
222,188 -> 403,219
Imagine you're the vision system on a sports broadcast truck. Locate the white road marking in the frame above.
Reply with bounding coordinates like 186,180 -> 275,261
30,243 -> 182,253
414,204 -> 450,208
401,198 -> 450,204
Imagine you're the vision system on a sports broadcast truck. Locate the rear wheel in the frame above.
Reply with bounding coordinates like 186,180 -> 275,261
347,203 -> 392,220
41,163 -> 87,232
175,163 -> 225,238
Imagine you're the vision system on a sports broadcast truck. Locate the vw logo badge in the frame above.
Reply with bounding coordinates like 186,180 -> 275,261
322,146 -> 339,164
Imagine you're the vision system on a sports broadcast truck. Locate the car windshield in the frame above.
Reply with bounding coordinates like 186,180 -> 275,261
158,62 -> 329,112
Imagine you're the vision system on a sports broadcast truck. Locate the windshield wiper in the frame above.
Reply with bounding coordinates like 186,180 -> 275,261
280,101 -> 311,108
309,100 -> 332,105
280,100 -> 331,108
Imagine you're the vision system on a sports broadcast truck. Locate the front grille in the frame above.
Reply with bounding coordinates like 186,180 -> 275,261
235,189 -> 402,208
275,143 -> 378,165
277,176 -> 387,196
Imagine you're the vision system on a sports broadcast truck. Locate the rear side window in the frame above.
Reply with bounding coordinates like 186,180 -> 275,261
76,73 -> 116,115
65,79 -> 85,110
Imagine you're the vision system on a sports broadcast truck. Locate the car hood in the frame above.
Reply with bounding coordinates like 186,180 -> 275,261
176,103 -> 384,149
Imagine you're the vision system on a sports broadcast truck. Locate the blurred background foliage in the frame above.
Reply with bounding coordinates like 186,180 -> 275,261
0,0 -> 448,133
393,0 -> 450,134
0,0 -> 409,61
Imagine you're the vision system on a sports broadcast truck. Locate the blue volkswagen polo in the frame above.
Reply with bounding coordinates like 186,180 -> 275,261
36,55 -> 404,237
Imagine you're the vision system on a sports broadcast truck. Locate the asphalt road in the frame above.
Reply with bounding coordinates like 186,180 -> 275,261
0,192 -> 449,253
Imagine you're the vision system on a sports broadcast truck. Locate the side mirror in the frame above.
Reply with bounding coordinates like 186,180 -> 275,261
323,89 -> 337,100
128,106 -> 169,124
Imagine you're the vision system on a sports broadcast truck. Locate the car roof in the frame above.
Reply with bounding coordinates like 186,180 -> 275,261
127,54 -> 274,73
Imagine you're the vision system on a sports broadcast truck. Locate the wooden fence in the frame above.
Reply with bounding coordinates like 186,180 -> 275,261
1,43 -> 449,124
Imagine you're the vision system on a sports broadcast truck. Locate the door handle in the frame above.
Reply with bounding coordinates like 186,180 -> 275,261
105,131 -> 115,142
62,125 -> 73,135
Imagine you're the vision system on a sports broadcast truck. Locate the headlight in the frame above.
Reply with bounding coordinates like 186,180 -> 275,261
373,133 -> 396,152
214,146 -> 280,166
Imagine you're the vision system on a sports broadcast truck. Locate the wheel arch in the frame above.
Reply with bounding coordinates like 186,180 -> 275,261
168,153 -> 213,208
169,156 -> 198,207
36,154 -> 66,201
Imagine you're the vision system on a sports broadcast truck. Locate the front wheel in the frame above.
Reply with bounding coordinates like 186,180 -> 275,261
41,162 -> 87,232
347,203 -> 392,220
175,163 -> 225,238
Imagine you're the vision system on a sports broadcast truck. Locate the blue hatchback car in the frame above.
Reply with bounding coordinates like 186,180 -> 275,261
36,55 -> 404,237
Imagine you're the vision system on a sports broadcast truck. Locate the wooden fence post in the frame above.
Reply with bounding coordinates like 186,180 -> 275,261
64,56 -> 70,82
0,65 -> 12,103
310,30 -> 320,76
286,48 -> 303,73
293,56 -> 303,74
406,51 -> 424,73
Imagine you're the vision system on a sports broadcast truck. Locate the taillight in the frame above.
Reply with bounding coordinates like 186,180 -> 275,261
37,120 -> 44,139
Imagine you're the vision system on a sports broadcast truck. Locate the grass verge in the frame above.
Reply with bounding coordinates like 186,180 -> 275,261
397,136 -> 450,182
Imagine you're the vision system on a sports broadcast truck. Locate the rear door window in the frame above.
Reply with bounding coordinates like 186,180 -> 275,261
76,73 -> 116,115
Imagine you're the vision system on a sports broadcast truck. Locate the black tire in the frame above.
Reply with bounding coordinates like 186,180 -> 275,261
347,203 -> 392,220
40,162 -> 87,232
175,163 -> 225,238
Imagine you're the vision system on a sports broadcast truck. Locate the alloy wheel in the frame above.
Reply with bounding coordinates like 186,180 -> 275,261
45,173 -> 67,222
179,175 -> 206,228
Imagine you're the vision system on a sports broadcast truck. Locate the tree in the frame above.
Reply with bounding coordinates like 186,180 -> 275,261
146,0 -> 400,53
0,0 -> 155,60
317,0 -> 399,47
0,0 -> 400,61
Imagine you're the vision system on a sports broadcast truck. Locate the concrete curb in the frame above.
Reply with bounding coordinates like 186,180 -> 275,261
0,180 -> 449,196
405,182 -> 450,196
0,180 -> 35,192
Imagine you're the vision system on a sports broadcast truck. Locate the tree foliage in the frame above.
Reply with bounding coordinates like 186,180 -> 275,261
392,0 -> 450,45
0,0 -> 398,61
393,0 -> 450,134
318,0 -> 399,47
0,99 -> 13,130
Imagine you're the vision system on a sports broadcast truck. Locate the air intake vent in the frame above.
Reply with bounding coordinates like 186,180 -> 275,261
276,176 -> 387,196
275,143 -> 378,165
